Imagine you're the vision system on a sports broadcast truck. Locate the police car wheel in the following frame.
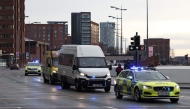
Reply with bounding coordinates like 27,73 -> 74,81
170,98 -> 179,103
75,80 -> 82,92
134,88 -> 142,102
115,86 -> 123,99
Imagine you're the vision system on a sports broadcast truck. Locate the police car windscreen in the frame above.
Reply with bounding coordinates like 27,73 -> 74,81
78,57 -> 107,68
26,63 -> 40,66
135,71 -> 167,80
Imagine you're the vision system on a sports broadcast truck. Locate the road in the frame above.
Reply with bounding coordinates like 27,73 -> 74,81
0,68 -> 190,109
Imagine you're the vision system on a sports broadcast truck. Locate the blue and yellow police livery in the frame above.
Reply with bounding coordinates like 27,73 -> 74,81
114,67 -> 180,103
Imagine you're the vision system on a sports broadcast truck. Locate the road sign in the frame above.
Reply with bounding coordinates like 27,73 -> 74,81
26,52 -> 29,59
129,45 -> 146,51
16,52 -> 19,59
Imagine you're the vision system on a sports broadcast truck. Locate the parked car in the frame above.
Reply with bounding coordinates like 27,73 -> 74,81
10,64 -> 19,70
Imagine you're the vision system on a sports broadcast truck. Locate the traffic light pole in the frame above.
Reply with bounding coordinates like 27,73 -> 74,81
135,51 -> 138,67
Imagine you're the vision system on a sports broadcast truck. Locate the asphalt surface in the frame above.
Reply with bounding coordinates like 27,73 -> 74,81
0,68 -> 190,109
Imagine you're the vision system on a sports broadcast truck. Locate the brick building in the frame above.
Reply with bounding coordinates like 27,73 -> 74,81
0,0 -> 26,66
25,38 -> 49,63
143,38 -> 170,62
91,21 -> 99,45
25,21 -> 69,50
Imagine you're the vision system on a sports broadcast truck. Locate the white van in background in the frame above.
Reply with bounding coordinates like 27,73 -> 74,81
57,45 -> 112,92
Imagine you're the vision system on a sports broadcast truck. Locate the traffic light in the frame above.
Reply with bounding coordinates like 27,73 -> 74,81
130,37 -> 134,45
134,36 -> 140,46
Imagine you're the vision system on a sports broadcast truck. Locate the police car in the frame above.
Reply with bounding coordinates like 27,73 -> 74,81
114,67 -> 180,103
24,61 -> 42,76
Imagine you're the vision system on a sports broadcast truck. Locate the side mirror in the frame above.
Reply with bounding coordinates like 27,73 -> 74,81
127,76 -> 133,80
48,64 -> 51,67
166,76 -> 170,80
108,65 -> 112,70
72,65 -> 78,70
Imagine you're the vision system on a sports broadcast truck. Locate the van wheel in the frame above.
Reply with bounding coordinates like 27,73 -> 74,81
75,79 -> 81,92
49,76 -> 54,85
104,86 -> 111,92
61,77 -> 66,89
25,73 -> 28,76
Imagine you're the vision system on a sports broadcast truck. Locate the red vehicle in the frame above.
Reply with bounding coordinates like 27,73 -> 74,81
10,64 -> 19,70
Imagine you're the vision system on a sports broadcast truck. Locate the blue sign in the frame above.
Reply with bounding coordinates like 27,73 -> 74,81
26,52 -> 29,59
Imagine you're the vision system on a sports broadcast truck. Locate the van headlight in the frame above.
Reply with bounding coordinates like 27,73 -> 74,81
107,73 -> 110,76
80,73 -> 85,76
143,85 -> 152,89
53,71 -> 57,73
114,80 -> 116,84
175,85 -> 179,89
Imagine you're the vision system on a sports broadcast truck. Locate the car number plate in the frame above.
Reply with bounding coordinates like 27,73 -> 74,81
93,84 -> 102,87
158,91 -> 169,96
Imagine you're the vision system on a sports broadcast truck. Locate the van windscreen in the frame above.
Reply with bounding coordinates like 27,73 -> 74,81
78,57 -> 107,68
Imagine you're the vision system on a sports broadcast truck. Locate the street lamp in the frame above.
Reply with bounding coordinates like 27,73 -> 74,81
108,15 -> 120,54
110,5 -> 127,55
146,0 -> 149,58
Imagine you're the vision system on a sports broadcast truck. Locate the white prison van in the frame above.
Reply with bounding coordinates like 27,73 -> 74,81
57,45 -> 112,92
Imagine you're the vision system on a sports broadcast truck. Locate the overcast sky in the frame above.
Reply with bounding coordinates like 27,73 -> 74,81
25,0 -> 190,56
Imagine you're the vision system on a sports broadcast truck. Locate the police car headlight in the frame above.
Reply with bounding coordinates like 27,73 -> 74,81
143,85 -> 152,89
80,73 -> 85,76
114,80 -> 116,84
175,85 -> 179,89
107,73 -> 110,76
53,71 -> 57,73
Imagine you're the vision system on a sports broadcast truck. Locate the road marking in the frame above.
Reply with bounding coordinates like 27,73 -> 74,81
17,75 -> 20,77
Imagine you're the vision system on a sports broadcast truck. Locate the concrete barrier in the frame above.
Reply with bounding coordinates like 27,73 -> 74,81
110,66 -> 190,84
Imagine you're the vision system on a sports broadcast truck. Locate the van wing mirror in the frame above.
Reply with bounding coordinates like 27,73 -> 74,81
109,65 -> 112,70
166,76 -> 170,80
72,65 -> 78,70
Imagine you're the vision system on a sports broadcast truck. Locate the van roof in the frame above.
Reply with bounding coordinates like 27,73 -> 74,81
61,45 -> 105,57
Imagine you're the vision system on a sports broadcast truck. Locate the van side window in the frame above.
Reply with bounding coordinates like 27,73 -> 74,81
74,58 -> 78,66
68,54 -> 74,66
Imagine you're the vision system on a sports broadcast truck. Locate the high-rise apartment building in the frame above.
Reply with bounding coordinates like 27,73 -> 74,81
25,21 -> 68,50
91,21 -> 99,45
143,38 -> 170,62
0,0 -> 26,66
100,22 -> 115,48
71,12 -> 91,45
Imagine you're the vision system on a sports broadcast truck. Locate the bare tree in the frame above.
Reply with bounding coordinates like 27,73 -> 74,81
170,48 -> 175,58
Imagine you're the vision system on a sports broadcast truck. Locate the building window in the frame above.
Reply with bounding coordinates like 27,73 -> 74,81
0,25 -> 13,29
0,6 -> 13,10
82,14 -> 90,18
82,19 -> 90,22
0,16 -> 13,20
48,38 -> 50,41
160,42 -> 162,45
0,34 -> 13,38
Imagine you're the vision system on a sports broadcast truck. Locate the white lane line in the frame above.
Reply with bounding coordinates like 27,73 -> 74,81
17,75 -> 20,77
